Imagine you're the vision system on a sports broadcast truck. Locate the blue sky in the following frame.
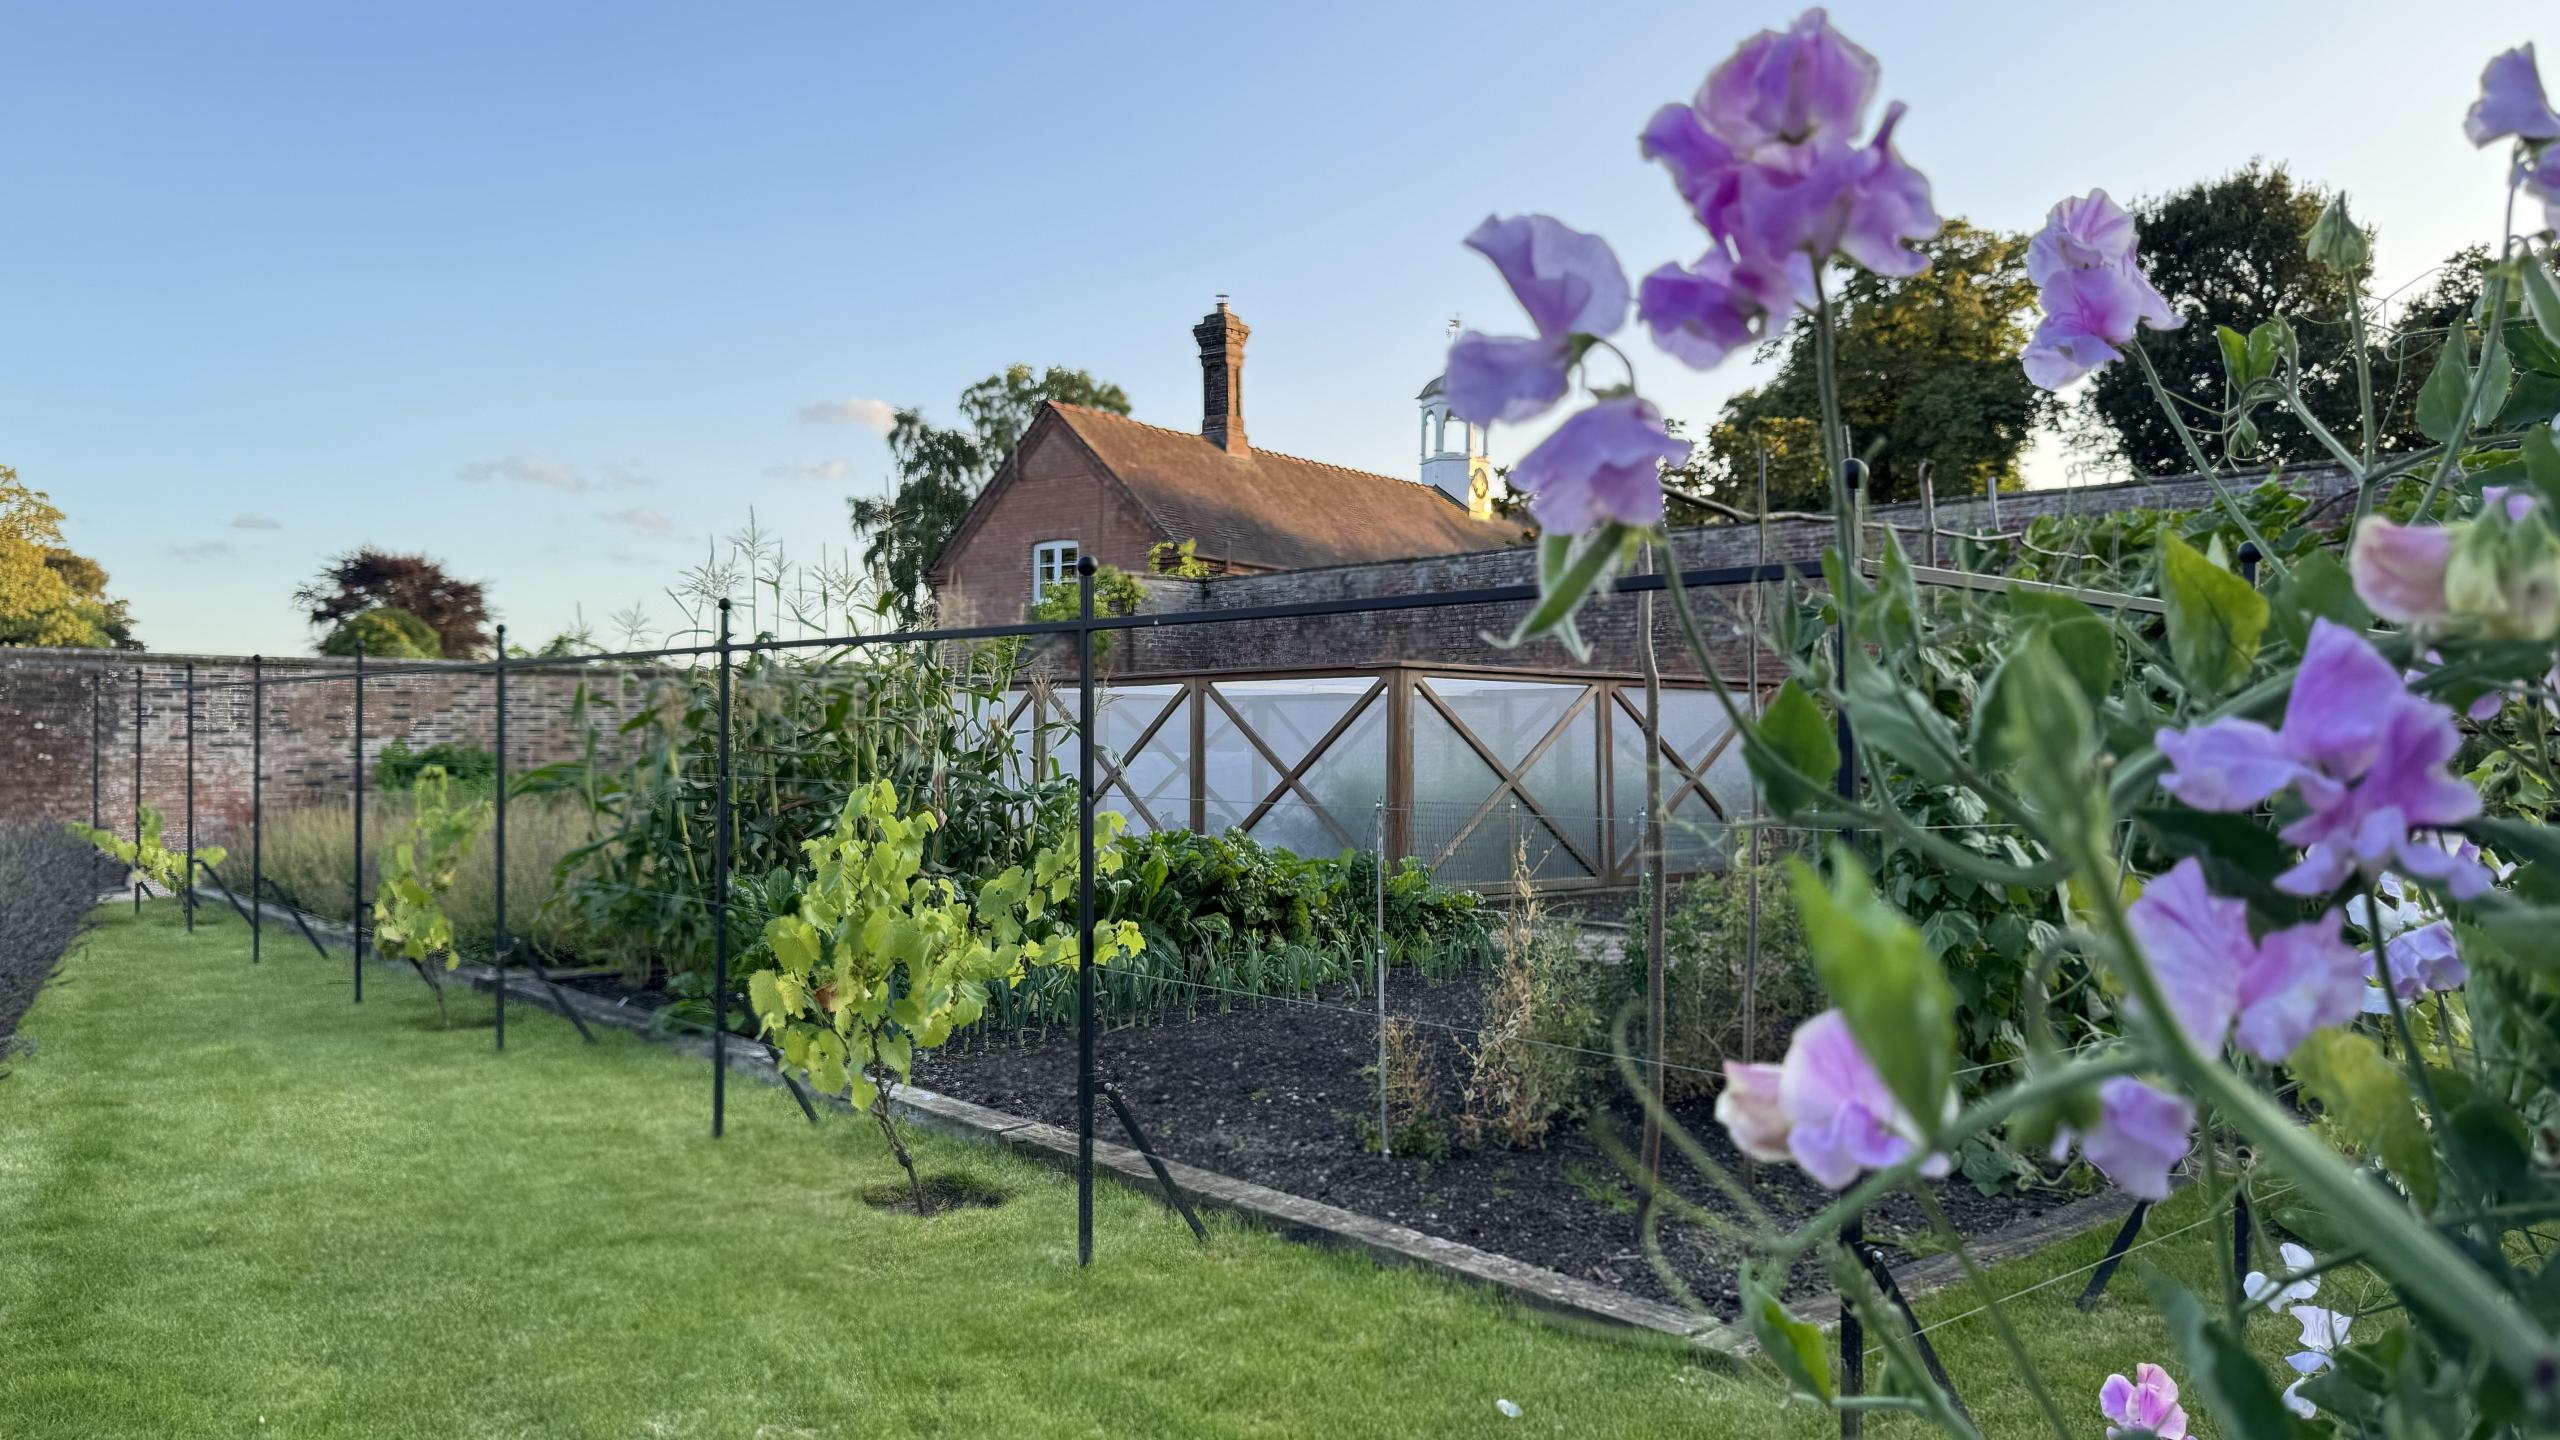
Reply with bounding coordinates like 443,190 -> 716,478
1,0 -> 2542,655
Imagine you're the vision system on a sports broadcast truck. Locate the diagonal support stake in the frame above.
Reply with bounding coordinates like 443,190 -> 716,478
193,860 -> 256,929
2076,1199 -> 2155,1311
758,1040 -> 823,1125
1101,1079 -> 1208,1243
495,939 -> 598,1045
1858,1243 -> 1971,1428
255,877 -> 336,961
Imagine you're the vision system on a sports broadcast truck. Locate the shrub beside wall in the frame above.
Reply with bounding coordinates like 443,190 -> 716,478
0,824 -> 106,1052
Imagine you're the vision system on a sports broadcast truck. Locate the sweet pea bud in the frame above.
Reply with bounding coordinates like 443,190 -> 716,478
2446,502 -> 2560,639
2306,194 -> 2371,275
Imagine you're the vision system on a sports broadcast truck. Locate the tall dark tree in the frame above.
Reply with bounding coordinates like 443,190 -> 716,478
295,549 -> 490,657
2081,164 -> 2370,474
847,364 -> 1130,623
1680,220 -> 2047,511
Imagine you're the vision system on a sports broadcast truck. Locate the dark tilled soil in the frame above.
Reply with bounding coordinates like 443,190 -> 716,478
916,977 -> 2082,1316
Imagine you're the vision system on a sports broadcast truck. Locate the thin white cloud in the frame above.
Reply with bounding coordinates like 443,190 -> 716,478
795,396 -> 897,432
229,514 -> 281,531
168,540 -> 236,560
600,461 -> 657,490
762,459 -> 855,481
600,506 -> 673,533
459,454 -> 587,491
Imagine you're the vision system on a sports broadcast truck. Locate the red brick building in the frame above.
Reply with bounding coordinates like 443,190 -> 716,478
926,303 -> 1523,625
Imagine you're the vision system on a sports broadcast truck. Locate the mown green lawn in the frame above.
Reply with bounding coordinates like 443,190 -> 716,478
0,903 -> 2303,1438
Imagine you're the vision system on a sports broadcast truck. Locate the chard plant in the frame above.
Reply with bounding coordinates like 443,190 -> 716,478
68,805 -> 223,897
1451,9 -> 2560,1433
744,778 -> 1143,1214
371,764 -> 491,1024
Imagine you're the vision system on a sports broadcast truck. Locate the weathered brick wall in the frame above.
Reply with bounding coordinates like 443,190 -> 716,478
1113,468 -> 2354,679
929,422 -> 1191,629
0,650 -> 654,856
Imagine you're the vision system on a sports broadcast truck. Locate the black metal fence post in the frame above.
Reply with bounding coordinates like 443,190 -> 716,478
493,625 -> 508,1052
184,661 -> 196,934
132,669 -> 143,917
352,641 -> 365,1004
1833,460 -> 1867,1439
712,599 -> 732,1138
2237,541 -> 2262,589
1076,555 -> 1098,1268
251,655 -> 262,964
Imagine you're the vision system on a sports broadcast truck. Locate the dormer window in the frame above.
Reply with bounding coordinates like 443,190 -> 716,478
1032,539 -> 1079,600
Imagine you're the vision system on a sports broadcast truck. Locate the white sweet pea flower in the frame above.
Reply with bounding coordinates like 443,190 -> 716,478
2288,1305 -> 2352,1376
2243,1242 -> 2320,1313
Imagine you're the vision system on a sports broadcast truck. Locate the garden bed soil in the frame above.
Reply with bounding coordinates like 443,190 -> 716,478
914,975 -> 2088,1317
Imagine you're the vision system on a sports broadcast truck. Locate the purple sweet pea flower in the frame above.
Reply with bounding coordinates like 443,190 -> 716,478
1699,7 -> 1878,149
2027,189 -> 2138,282
1637,249 -> 1809,369
1509,398 -> 1688,534
1776,1010 -> 1946,1189
2100,1363 -> 2190,1440
1718,1010 -> 1948,1190
2277,697 -> 2489,899
2125,859 -> 2366,1063
2361,919 -> 2467,1014
2063,1077 -> 2195,1202
1638,12 -> 1938,283
2156,620 -> 2494,900
2524,145 -> 2560,235
2020,190 -> 2181,391
2465,44 -> 2560,147
1444,215 -> 1630,427
2350,518 -> 2455,624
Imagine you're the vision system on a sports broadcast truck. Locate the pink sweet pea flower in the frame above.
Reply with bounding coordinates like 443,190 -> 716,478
1714,1061 -> 1790,1161
2465,44 -> 2560,147
2100,1363 -> 2190,1439
1508,397 -> 1688,533
2126,859 -> 2366,1063
2350,518 -> 2455,624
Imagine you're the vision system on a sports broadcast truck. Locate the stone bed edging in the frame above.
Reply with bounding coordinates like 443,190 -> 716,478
186,884 -> 2134,1356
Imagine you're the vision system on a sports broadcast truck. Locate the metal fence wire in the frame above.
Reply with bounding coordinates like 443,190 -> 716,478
5,538 -> 2199,1432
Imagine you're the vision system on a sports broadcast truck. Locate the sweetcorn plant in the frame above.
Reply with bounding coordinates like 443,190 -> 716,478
1452,8 -> 2560,1434
372,765 -> 492,1023
67,806 -> 223,896
746,779 -> 1142,1213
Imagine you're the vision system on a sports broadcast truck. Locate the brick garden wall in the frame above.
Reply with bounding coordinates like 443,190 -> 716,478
1112,468 -> 2354,680
0,651 -> 655,856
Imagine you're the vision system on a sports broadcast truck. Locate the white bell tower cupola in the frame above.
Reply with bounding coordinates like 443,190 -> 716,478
1418,374 -> 1493,520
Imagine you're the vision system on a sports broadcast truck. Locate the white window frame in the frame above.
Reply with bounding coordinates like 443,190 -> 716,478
1032,539 -> 1079,600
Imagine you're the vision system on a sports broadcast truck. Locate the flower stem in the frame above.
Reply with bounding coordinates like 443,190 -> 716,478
2131,342 -> 2285,575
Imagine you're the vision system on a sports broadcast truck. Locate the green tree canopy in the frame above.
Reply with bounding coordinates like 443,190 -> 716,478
320,606 -> 440,659
1677,219 -> 2047,512
848,365 -> 1131,624
0,467 -> 135,649
295,549 -> 490,657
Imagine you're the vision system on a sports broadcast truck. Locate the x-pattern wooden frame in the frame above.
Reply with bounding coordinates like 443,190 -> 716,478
1607,689 -> 1740,867
1206,678 -> 1385,853
1414,679 -> 1603,880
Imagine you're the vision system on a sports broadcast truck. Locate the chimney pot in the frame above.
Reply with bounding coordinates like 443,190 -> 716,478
1193,302 -> 1249,453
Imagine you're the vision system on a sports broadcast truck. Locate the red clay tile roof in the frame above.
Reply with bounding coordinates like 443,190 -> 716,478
1044,403 -> 1524,570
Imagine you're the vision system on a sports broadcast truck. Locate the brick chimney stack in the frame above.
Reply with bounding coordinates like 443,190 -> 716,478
1192,299 -> 1249,453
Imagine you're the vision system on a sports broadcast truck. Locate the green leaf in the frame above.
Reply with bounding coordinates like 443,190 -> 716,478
1503,525 -> 1625,659
1787,848 -> 1955,1132
2476,344 -> 2515,429
2520,257 -> 2560,351
2143,1269 -> 2308,1440
763,914 -> 821,975
2159,533 -> 2268,697
2216,325 -> 2251,390
2268,548 -> 2373,656
2004,589 -> 2116,701
2523,424 -> 2560,514
1742,1279 -> 1831,1401
1840,657 -> 1959,786
1748,679 -> 1840,818
2288,1028 -> 2437,1210
1988,629 -> 2102,849
2416,328 -> 2472,444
